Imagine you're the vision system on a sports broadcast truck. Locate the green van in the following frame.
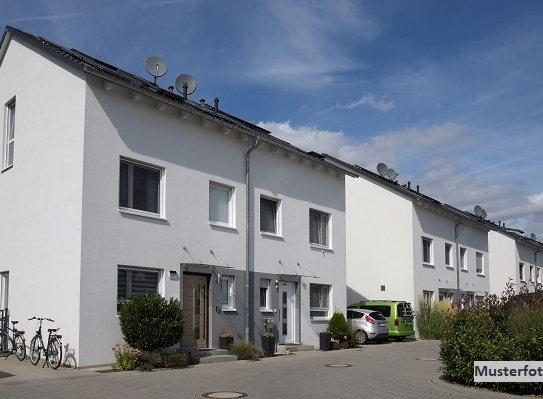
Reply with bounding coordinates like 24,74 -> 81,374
348,300 -> 415,341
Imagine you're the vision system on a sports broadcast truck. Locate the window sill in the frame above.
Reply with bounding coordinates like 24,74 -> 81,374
310,317 -> 330,322
119,207 -> 165,220
476,273 -> 485,278
260,308 -> 274,313
261,232 -> 284,239
310,244 -> 332,252
445,266 -> 454,270
1,164 -> 13,173
222,308 -> 237,313
209,222 -> 237,231
461,269 -> 468,273
422,263 -> 435,268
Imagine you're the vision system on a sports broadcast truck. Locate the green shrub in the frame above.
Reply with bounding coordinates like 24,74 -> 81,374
161,351 -> 189,368
112,344 -> 140,371
227,341 -> 264,361
326,311 -> 348,342
137,350 -> 189,371
416,298 -> 450,339
119,292 -> 184,351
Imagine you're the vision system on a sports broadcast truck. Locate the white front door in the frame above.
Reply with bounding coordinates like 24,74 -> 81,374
278,281 -> 296,344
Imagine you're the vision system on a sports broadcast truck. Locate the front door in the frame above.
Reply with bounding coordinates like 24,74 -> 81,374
182,274 -> 208,348
278,281 -> 296,344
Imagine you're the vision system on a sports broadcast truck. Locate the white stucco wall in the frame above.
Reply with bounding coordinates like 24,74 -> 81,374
488,231 -> 518,295
345,176 -> 414,306
0,37 -> 86,362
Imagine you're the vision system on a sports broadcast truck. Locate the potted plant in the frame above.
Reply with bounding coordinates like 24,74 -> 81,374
218,329 -> 234,349
326,311 -> 348,349
261,319 -> 276,357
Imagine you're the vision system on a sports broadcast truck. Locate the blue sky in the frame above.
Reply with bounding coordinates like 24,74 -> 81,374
3,0 -> 543,238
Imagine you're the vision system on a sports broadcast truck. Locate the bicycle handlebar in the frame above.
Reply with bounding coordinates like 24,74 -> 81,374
28,317 -> 54,322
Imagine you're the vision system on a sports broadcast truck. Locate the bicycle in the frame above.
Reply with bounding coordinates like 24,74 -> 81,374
0,320 -> 26,361
28,317 -> 62,369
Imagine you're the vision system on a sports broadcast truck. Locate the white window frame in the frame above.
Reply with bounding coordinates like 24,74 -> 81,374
537,267 -> 542,285
529,265 -> 534,282
310,284 -> 330,319
519,262 -> 525,282
309,209 -> 330,248
220,275 -> 235,311
260,196 -> 281,236
476,252 -> 484,275
259,278 -> 271,311
445,243 -> 452,267
460,248 -> 467,270
3,98 -> 15,170
422,290 -> 434,303
422,237 -> 433,264
209,182 -> 235,228
119,158 -> 164,218
0,272 -> 9,310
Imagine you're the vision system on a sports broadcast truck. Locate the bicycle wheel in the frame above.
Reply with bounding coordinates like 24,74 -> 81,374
0,333 -> 14,356
29,336 -> 41,365
14,333 -> 26,361
46,338 -> 62,369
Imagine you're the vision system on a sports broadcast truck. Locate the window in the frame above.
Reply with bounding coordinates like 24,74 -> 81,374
529,265 -> 534,282
0,272 -> 9,310
309,209 -> 329,247
445,244 -> 452,267
537,267 -> 542,284
310,284 -> 330,318
422,290 -> 434,303
476,252 -> 484,275
3,98 -> 15,169
460,248 -> 467,270
422,237 -> 433,264
259,279 -> 271,310
519,263 -> 525,281
119,159 -> 162,215
260,197 -> 280,234
439,290 -> 453,301
209,182 -> 234,227
117,267 -> 160,309
220,276 -> 235,310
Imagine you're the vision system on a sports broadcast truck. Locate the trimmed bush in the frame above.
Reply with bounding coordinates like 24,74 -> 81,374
119,291 -> 184,351
326,311 -> 348,342
227,341 -> 264,361
137,350 -> 189,371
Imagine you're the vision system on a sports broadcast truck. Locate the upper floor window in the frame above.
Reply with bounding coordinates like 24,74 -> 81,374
537,267 -> 542,285
310,284 -> 330,319
529,265 -> 534,282
209,182 -> 234,227
260,197 -> 280,235
3,98 -> 15,169
445,244 -> 452,267
519,263 -> 525,281
119,159 -> 162,216
460,248 -> 467,270
309,209 -> 329,247
422,237 -> 433,264
476,252 -> 484,275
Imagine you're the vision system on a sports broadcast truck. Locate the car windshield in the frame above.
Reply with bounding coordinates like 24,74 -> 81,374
369,312 -> 386,321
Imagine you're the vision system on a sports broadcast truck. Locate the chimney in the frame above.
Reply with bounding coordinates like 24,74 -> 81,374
214,97 -> 219,112
200,99 -> 206,106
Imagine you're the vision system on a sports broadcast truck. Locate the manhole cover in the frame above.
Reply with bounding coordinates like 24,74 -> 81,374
417,357 -> 438,361
325,364 -> 352,367
202,392 -> 248,398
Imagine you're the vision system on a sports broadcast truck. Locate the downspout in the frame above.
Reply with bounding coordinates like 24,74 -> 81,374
245,137 -> 260,342
455,219 -> 464,304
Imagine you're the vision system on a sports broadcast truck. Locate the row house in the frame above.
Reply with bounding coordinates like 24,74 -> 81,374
0,26 -> 354,367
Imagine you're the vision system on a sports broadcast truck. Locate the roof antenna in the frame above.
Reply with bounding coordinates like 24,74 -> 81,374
145,56 -> 168,85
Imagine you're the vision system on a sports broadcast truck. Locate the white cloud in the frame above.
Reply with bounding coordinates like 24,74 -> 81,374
333,93 -> 394,111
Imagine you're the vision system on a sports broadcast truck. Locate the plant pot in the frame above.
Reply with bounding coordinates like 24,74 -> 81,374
219,336 -> 234,349
261,335 -> 276,357
319,332 -> 332,351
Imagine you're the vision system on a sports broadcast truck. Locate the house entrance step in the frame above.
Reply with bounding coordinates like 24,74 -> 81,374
276,344 -> 314,354
184,348 -> 238,365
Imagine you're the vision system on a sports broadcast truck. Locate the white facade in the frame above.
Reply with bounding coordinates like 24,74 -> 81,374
346,172 -> 491,313
0,28 -> 349,366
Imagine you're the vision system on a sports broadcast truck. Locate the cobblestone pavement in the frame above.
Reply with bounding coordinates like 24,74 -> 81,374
0,340 -> 521,398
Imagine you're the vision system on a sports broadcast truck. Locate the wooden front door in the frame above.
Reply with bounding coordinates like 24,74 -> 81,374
182,274 -> 208,348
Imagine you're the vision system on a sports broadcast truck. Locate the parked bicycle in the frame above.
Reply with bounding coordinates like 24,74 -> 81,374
28,317 -> 62,369
0,320 -> 26,361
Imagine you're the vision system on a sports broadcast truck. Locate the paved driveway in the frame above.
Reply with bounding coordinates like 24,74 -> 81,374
0,340 -> 519,398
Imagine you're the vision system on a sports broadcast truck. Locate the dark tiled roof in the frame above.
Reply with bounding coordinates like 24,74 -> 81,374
3,26 -> 356,176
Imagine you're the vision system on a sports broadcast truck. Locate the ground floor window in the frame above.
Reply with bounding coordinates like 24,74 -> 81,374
117,267 -> 160,310
259,279 -> 271,310
310,284 -> 330,319
220,276 -> 235,311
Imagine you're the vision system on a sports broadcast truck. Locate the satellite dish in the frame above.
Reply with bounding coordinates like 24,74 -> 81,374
175,74 -> 197,98
377,163 -> 389,177
387,168 -> 398,181
480,209 -> 487,219
531,233 -> 537,240
145,56 -> 168,84
474,205 -> 483,217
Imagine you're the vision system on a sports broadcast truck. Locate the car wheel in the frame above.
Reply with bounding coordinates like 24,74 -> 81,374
394,336 -> 406,342
355,330 -> 368,345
